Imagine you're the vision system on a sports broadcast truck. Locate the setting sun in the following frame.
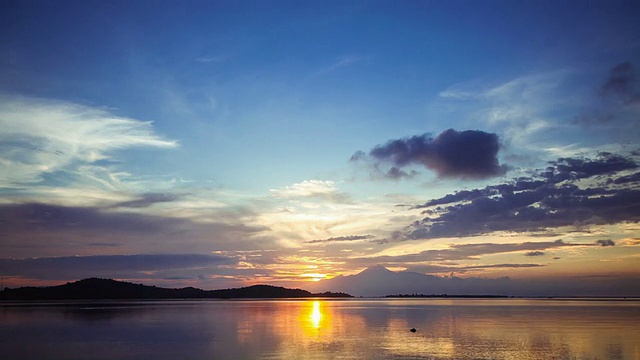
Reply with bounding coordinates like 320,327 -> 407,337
302,273 -> 327,282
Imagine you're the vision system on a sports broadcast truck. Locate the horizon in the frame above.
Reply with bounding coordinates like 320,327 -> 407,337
1,1 -> 640,296
3,264 -> 640,298
3,269 -> 639,298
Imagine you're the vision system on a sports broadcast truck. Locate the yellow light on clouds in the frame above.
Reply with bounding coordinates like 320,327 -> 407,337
302,273 -> 327,281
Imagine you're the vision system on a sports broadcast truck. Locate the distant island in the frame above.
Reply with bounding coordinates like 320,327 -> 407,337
0,278 -> 352,301
385,294 -> 511,298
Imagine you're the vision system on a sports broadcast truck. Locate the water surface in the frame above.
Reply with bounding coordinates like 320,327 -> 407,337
1,298 -> 638,359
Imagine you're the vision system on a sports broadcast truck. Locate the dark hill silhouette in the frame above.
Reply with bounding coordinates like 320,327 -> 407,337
210,284 -> 311,299
0,278 -> 352,300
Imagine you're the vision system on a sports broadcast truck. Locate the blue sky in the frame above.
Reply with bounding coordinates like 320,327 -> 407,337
1,0 -> 639,294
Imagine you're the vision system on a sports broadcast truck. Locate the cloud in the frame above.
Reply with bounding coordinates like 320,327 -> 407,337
112,192 -> 183,208
354,240 -> 582,265
599,62 -> 640,105
0,202 -> 271,258
0,95 -> 177,187
596,239 -> 615,247
312,55 -> 365,76
573,62 -> 640,131
549,152 -> 637,181
0,254 -> 234,281
436,65 -> 639,159
408,263 -> 544,274
433,71 -> 573,153
611,171 -> 640,184
524,251 -> 545,257
384,166 -> 419,180
0,202 -> 182,234
352,129 -> 508,180
408,152 -> 640,239
270,180 -> 350,203
195,54 -> 229,63
305,235 -> 374,244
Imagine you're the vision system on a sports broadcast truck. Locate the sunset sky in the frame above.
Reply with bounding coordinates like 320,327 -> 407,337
1,1 -> 639,293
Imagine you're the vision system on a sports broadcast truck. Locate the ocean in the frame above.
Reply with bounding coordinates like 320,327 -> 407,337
1,298 -> 638,359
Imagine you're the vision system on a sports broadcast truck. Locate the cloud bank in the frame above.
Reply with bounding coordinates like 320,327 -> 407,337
0,254 -> 234,281
407,152 -> 640,239
0,202 -> 271,258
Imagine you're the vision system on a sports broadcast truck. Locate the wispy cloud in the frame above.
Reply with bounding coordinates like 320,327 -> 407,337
436,64 -> 640,162
195,54 -> 231,63
270,180 -> 350,203
0,95 -> 177,188
311,55 -> 365,76
305,234 -> 375,244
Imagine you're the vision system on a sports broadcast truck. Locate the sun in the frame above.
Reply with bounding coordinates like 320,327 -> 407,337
301,273 -> 327,282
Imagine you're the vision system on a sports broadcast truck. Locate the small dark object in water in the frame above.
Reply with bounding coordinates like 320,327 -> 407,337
410,328 -> 416,332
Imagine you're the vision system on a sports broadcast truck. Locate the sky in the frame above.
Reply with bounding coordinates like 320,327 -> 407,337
1,0 -> 639,294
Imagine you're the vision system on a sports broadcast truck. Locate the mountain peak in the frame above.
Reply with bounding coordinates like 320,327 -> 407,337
360,265 -> 394,275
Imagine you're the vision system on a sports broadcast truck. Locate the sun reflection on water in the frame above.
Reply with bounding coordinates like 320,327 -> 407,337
310,300 -> 322,328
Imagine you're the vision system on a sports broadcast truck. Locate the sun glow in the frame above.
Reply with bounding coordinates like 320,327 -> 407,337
302,273 -> 327,281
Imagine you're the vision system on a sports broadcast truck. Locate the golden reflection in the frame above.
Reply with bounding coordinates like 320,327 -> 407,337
310,300 -> 322,328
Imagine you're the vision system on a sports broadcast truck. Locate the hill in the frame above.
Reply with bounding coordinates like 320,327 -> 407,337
0,278 -> 352,300
306,265 -> 640,297
306,265 -> 527,297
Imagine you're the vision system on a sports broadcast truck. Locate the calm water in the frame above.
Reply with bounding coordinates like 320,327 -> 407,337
1,298 -> 639,359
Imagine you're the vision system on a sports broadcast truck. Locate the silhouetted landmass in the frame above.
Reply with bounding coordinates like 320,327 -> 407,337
385,294 -> 511,298
210,285 -> 311,299
0,278 -> 352,300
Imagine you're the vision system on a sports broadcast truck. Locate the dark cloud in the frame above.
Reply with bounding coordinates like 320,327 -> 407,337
88,242 -> 121,247
610,171 -> 640,185
349,150 -> 366,162
596,239 -> 615,247
384,166 -> 419,180
449,241 -> 575,257
0,202 -> 182,233
460,263 -> 543,270
599,62 -> 640,105
524,251 -> 545,257
0,202 -> 271,258
408,153 -> 640,239
420,188 -> 489,207
572,62 -> 640,128
305,235 -> 374,244
351,240 -> 582,265
406,263 -> 544,274
352,129 -> 508,180
0,254 -> 234,280
548,152 -> 637,182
